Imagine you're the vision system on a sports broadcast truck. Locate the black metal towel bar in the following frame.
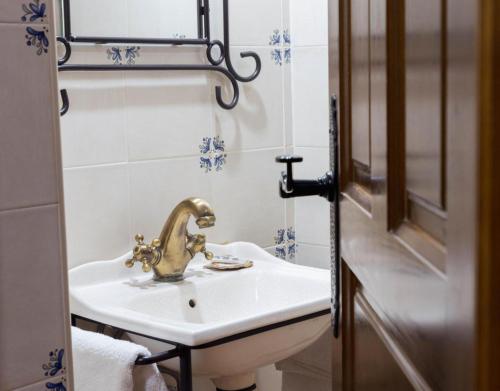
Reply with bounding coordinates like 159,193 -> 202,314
57,0 -> 261,115
135,348 -> 180,366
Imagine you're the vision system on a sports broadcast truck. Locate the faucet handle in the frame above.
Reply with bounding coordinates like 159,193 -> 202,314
187,233 -> 214,260
125,234 -> 162,273
203,249 -> 214,261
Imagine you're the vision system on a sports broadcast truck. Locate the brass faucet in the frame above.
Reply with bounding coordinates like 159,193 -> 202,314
125,198 -> 215,282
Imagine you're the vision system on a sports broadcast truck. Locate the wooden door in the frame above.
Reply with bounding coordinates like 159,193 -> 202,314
328,0 -> 500,390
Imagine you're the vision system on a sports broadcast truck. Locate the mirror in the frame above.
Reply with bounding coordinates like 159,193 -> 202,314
61,0 -> 202,41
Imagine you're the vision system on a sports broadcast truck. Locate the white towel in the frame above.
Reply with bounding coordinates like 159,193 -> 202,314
71,326 -> 168,391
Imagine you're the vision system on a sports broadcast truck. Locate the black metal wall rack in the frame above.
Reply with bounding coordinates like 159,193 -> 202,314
57,0 -> 261,115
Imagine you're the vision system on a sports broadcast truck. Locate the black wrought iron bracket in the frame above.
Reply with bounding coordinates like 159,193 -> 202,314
57,0 -> 261,115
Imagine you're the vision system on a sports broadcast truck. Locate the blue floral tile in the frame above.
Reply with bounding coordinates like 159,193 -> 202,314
124,46 -> 140,65
43,348 -> 66,391
271,49 -> 283,66
283,29 -> 291,64
199,136 -> 227,173
269,29 -> 282,66
269,29 -> 281,46
283,29 -> 291,45
21,0 -> 47,23
106,46 -> 141,65
284,48 -> 291,64
46,380 -> 66,391
107,47 -> 122,64
269,29 -> 291,66
25,26 -> 49,55
275,227 -> 297,261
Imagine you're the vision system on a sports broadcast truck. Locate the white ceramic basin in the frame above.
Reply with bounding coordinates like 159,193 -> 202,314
69,242 -> 331,389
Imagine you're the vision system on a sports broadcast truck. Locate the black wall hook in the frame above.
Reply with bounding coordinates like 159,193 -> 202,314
56,37 -> 71,66
59,64 -> 240,110
221,0 -> 261,83
59,89 -> 69,116
275,155 -> 337,202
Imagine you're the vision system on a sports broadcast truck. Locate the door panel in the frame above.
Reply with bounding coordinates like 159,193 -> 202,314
333,0 -> 453,389
330,0 -> 496,389
353,291 -> 418,391
405,0 -> 445,209
350,0 -> 371,168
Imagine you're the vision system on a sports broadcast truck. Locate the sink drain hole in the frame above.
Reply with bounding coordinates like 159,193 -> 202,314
188,299 -> 196,308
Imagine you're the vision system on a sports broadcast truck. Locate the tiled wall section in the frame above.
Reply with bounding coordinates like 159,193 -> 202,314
289,0 -> 331,270
57,1 -> 295,390
0,1 -> 72,390
58,0 -> 295,270
56,0 -> 329,389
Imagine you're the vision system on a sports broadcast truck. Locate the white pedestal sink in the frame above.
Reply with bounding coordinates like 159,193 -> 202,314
69,242 -> 331,390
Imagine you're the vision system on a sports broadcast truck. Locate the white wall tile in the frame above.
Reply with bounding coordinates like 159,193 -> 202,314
283,55 -> 293,146
213,47 -> 284,151
59,72 -> 128,167
125,70 -> 213,161
295,244 -> 330,269
291,46 -> 330,148
294,147 -> 330,246
0,206 -> 67,390
210,148 -> 285,247
69,0 -> 128,37
128,157 -> 212,244
0,23 -> 59,211
0,0 -> 53,24
128,0 -> 198,39
289,0 -> 328,47
63,164 -> 132,267
228,0 -> 282,46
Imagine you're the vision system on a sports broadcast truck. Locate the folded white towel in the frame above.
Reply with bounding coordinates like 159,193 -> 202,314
72,326 -> 168,391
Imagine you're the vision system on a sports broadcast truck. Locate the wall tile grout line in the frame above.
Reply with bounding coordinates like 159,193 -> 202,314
0,202 -> 60,216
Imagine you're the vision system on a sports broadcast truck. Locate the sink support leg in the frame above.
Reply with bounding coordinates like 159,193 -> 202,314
179,346 -> 193,391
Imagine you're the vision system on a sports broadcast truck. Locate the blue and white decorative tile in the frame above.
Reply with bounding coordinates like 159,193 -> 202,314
283,29 -> 291,45
269,29 -> 282,66
45,378 -> 66,391
106,46 -> 141,65
124,46 -> 141,64
283,29 -> 292,64
42,348 -> 66,390
274,227 -> 297,261
106,47 -> 122,64
25,25 -> 49,55
0,0 -> 49,24
199,136 -> 227,173
269,29 -> 292,66
21,0 -> 47,23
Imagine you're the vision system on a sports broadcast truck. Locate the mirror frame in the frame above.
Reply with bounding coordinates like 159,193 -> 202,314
60,0 -> 210,46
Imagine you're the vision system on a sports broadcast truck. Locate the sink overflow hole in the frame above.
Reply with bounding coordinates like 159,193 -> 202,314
188,299 -> 196,308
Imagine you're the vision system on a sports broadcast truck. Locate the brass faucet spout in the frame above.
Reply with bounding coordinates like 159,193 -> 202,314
125,197 -> 215,282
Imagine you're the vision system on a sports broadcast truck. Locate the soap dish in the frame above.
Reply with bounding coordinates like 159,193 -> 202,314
204,255 -> 253,271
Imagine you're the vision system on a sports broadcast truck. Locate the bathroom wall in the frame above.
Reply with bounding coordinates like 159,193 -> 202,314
289,0 -> 331,270
57,0 -> 329,389
58,0 -> 330,273
58,0 -> 293,270
0,1 -> 72,390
